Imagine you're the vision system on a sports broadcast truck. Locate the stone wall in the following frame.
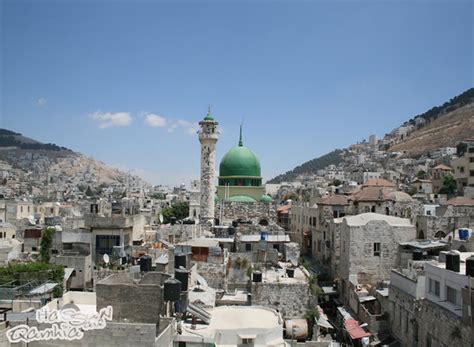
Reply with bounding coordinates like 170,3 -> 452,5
9,321 -> 158,347
251,282 -> 310,319
96,273 -> 164,324
215,201 -> 276,224
340,219 -> 416,288
388,284 -> 472,347
195,261 -> 226,290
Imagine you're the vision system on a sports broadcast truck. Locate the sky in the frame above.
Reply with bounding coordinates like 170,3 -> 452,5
1,0 -> 472,187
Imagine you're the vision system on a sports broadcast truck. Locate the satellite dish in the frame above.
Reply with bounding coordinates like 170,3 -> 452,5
159,214 -> 164,223
103,254 -> 110,264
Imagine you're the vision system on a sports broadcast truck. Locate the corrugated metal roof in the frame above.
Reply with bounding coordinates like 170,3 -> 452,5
29,282 -> 58,295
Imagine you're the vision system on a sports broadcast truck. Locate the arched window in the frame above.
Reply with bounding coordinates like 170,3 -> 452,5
417,229 -> 425,240
371,206 -> 376,213
385,207 -> 390,215
434,231 -> 446,239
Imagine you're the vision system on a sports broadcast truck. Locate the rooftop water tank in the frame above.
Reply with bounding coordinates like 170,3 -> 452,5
446,251 -> 460,273
175,268 -> 189,292
163,278 -> 181,302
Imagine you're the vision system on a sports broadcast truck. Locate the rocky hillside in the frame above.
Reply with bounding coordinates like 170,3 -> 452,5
0,129 -> 149,199
389,103 -> 474,157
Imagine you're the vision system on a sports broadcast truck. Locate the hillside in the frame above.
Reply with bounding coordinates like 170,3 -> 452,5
269,88 -> 474,183
0,128 -> 150,199
0,129 -> 71,151
389,103 -> 474,157
268,150 -> 344,183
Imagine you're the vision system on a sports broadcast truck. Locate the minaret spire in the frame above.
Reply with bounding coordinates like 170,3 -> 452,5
238,123 -> 243,146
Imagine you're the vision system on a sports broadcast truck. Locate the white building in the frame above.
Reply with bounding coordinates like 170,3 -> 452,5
176,306 -> 287,347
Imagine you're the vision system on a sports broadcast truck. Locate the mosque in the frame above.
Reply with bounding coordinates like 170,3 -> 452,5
196,109 -> 273,226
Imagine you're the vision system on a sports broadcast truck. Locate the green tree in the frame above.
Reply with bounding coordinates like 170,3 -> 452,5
39,227 -> 55,263
416,170 -> 427,179
161,201 -> 189,223
439,174 -> 457,196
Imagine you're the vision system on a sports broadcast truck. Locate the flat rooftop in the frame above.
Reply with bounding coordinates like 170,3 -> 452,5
256,264 -> 307,285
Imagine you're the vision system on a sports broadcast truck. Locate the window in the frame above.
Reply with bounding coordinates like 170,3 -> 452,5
446,286 -> 459,306
241,338 -> 255,345
245,243 -> 252,252
429,278 -> 440,297
373,243 -> 381,256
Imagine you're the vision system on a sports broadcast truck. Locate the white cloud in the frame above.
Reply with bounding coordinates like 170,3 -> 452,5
37,97 -> 47,107
89,111 -> 132,129
144,113 -> 167,127
167,119 -> 199,135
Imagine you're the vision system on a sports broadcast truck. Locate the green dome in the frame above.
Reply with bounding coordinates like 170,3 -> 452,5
225,195 -> 257,203
260,195 -> 273,203
219,146 -> 261,177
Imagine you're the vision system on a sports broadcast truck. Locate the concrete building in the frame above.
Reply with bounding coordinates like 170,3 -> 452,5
198,109 -> 219,226
339,213 -> 416,302
84,213 -> 146,264
3,290 -> 175,346
51,253 -> 92,290
188,179 -> 200,221
176,306 -> 287,346
0,222 -> 16,239
452,140 -> 474,197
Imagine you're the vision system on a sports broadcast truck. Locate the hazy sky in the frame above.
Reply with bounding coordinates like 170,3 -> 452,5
1,0 -> 472,186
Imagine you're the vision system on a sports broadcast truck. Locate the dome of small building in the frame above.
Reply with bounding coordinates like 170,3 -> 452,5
387,191 -> 413,202
224,195 -> 257,203
260,195 -> 273,203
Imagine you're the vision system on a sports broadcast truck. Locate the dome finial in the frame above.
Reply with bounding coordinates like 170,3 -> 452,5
203,105 -> 214,121
239,123 -> 243,146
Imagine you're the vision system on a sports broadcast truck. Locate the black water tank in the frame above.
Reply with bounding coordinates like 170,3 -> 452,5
175,253 -> 186,269
466,256 -> 474,277
232,220 -> 238,228
140,256 -> 152,272
163,278 -> 181,302
446,252 -> 460,272
286,268 -> 295,278
253,271 -> 262,283
412,250 -> 423,261
170,217 -> 177,225
175,268 -> 189,291
228,226 -> 236,236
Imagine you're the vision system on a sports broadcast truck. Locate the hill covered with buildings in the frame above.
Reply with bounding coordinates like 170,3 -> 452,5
0,129 -> 150,200
269,88 -> 474,183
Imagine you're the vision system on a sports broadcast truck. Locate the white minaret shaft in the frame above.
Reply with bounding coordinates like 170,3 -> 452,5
198,109 -> 219,226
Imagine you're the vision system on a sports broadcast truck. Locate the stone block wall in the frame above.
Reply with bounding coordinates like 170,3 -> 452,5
9,321 -> 158,347
195,262 -> 226,289
216,201 -> 276,224
251,282 -> 310,319
96,275 -> 163,324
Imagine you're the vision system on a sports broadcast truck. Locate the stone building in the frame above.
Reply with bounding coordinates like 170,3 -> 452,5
289,203 -> 318,255
250,266 -> 310,319
339,213 -> 416,302
431,164 -> 453,194
388,253 -> 473,347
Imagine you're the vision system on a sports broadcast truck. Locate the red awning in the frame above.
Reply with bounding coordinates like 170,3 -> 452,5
344,319 -> 370,340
